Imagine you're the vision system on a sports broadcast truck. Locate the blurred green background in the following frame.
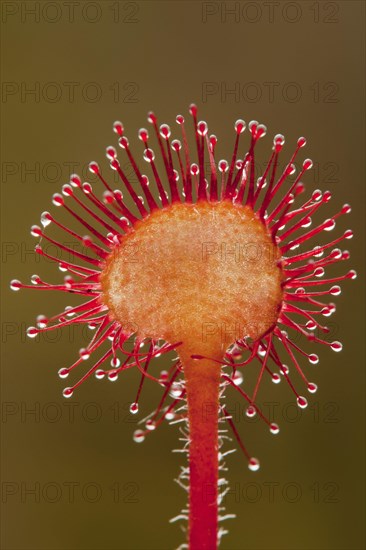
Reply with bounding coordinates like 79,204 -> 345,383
1,1 -> 365,549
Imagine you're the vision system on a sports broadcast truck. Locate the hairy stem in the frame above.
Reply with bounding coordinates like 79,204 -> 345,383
182,352 -> 221,550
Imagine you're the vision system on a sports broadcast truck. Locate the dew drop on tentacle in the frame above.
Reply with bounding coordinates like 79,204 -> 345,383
79,348 -> 90,361
235,119 -> 246,134
307,383 -> 318,394
63,387 -> 74,399
88,161 -> 100,175
70,174 -> 82,187
297,396 -> 308,409
324,218 -> 336,231
10,279 -> 22,291
30,225 -> 42,238
58,368 -> 70,379
270,423 -> 280,435
27,327 -> 38,338
40,211 -> 52,228
113,121 -> 124,136
232,371 -> 243,386
159,370 -> 169,384
110,357 -> 120,368
330,285 -> 342,296
133,430 -> 145,443
248,457 -> 260,472
130,402 -> 139,415
170,383 -> 183,398
280,365 -> 289,376
108,371 -> 118,381
246,406 -> 256,418
197,121 -> 208,136
106,146 -> 117,160
146,419 -> 156,431
309,354 -> 319,365
331,341 -> 343,352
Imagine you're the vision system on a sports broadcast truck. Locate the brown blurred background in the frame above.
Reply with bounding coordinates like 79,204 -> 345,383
1,1 -> 365,549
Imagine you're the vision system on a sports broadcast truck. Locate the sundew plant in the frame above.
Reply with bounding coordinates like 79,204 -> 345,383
11,105 -> 355,549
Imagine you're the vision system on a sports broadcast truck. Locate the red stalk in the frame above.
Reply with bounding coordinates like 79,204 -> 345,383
183,352 -> 221,550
